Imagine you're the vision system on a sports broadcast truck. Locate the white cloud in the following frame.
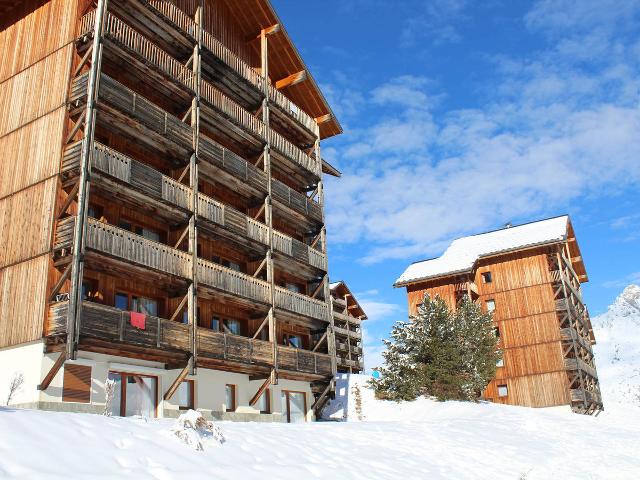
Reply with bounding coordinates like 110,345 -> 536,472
401,0 -> 468,48
603,272 -> 640,289
323,0 -> 640,264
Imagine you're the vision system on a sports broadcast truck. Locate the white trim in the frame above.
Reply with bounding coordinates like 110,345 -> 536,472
107,362 -> 166,375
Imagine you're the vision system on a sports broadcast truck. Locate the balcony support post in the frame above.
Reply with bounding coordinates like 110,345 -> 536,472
186,2 -> 204,376
66,0 -> 108,360
261,29 -> 278,384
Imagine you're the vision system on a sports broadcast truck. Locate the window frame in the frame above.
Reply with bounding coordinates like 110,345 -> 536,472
225,384 -> 237,412
281,389 -> 307,423
486,299 -> 496,312
107,370 -> 158,418
176,379 -> 195,410
257,388 -> 271,414
497,384 -> 508,397
481,271 -> 493,284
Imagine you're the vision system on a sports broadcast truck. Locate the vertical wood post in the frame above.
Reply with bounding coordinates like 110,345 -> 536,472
67,0 -> 108,360
261,29 -> 278,383
187,2 -> 203,375
316,131 -> 337,376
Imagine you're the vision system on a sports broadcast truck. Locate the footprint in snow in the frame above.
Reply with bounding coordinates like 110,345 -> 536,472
114,438 -> 134,449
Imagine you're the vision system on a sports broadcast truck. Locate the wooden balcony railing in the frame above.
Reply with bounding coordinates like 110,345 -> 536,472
147,0 -> 197,38
79,10 -> 320,176
268,87 -> 317,134
62,141 -> 193,211
272,230 -> 327,271
46,301 -> 333,376
337,357 -> 364,369
565,357 -> 598,380
55,217 -> 192,278
333,326 -> 361,340
46,300 -> 191,352
197,258 -> 271,304
271,179 -> 323,222
570,388 -> 602,405
335,341 -> 363,355
277,345 -> 333,375
559,327 -> 593,355
333,311 -> 361,326
274,287 -> 329,321
73,72 -> 194,149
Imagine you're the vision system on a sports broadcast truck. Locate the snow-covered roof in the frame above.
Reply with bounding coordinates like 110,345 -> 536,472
395,215 -> 570,286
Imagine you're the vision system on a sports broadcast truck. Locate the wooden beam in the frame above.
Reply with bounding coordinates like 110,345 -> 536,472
311,378 -> 333,411
176,163 -> 190,184
169,294 -> 189,323
65,116 -> 86,145
173,225 -> 189,248
163,357 -> 192,401
248,23 -> 280,41
315,113 -> 332,125
312,331 -> 327,352
72,45 -> 93,77
275,70 -> 307,90
49,263 -> 73,302
311,277 -> 325,299
38,351 -> 67,391
252,315 -> 270,340
57,180 -> 80,220
253,257 -> 267,278
253,202 -> 266,220
249,375 -> 272,406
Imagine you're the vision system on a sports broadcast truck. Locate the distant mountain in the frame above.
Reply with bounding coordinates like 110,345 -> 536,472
592,284 -> 640,411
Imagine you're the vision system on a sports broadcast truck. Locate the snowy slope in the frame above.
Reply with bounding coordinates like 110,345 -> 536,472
592,284 -> 640,411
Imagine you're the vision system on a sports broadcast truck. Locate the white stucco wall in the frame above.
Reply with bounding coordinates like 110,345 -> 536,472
0,341 -> 45,406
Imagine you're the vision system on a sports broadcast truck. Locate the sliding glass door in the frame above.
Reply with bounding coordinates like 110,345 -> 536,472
281,391 -> 307,423
108,372 -> 157,418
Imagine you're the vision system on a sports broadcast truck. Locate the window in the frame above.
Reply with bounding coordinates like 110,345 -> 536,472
496,357 -> 504,367
283,333 -> 303,349
281,390 -> 306,423
497,384 -> 508,397
225,261 -> 242,272
223,319 -> 241,335
211,316 -> 220,331
225,384 -> 236,412
176,380 -> 194,410
108,372 -> 157,418
494,326 -> 500,339
256,388 -> 270,414
62,364 -> 92,403
82,279 -> 98,301
481,271 -> 493,284
131,296 -> 158,317
285,282 -> 301,293
486,299 -> 496,312
87,205 -> 103,220
115,292 -> 129,311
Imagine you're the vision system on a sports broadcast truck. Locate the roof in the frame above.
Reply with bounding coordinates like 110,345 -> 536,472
225,0 -> 342,139
395,215 -> 581,287
330,281 -> 368,319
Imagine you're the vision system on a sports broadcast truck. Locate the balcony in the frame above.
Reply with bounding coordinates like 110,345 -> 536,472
274,287 -> 329,322
570,388 -> 602,405
79,10 -> 320,178
333,311 -> 361,326
335,340 -> 362,355
333,326 -> 361,341
46,301 -> 332,377
337,357 -> 364,370
564,357 -> 598,380
273,230 -> 327,271
197,258 -> 271,305
71,71 -> 323,225
139,2 -> 318,135
559,327 -> 593,355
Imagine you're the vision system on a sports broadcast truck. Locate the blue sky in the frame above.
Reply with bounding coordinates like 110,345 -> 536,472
273,0 -> 640,369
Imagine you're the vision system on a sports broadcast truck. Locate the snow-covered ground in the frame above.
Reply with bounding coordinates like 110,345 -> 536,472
1,286 -> 639,479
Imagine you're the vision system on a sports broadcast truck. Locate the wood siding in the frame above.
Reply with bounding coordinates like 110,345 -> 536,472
405,248 -> 577,409
0,255 -> 49,348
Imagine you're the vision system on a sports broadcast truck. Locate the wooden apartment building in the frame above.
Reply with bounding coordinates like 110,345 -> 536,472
0,0 -> 344,422
330,281 -> 367,374
395,216 -> 603,414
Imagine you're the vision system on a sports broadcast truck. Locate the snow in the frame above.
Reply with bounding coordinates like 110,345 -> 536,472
1,285 -> 639,479
395,215 -> 569,285
592,284 -> 640,410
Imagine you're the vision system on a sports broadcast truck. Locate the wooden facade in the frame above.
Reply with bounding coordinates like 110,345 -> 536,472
1,0 -> 342,417
330,281 -> 367,375
397,219 -> 603,414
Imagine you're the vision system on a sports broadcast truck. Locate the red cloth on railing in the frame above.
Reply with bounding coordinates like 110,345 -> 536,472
130,311 -> 146,330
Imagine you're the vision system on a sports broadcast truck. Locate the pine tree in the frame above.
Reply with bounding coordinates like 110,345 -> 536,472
371,294 -> 500,402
